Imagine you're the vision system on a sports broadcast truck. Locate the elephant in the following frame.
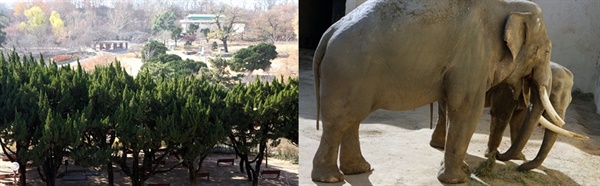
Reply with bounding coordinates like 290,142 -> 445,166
430,62 -> 587,170
311,0 -> 580,184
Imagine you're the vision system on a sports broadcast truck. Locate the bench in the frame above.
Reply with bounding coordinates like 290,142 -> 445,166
261,169 -> 281,179
148,184 -> 170,186
216,158 -> 234,166
197,172 -> 209,180
0,173 -> 15,179
1,154 -> 16,161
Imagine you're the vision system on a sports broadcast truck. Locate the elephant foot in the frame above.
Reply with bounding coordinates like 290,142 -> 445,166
312,166 -> 344,183
340,158 -> 372,175
437,161 -> 469,184
429,138 -> 445,150
513,152 -> 526,160
484,149 -> 498,158
517,160 -> 541,171
496,151 -> 526,161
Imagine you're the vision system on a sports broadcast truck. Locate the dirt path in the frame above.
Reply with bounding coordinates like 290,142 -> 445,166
0,153 -> 297,185
299,50 -> 600,185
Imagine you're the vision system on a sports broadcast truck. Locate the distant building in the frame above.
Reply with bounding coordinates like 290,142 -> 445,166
94,40 -> 129,51
180,14 -> 245,34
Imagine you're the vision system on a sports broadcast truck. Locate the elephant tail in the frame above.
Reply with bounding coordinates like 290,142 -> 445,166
430,103 -> 433,129
314,28 -> 334,130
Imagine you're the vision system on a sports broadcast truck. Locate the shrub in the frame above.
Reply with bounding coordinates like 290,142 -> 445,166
230,43 -> 277,72
211,41 -> 218,51
148,54 -> 182,63
141,40 -> 168,62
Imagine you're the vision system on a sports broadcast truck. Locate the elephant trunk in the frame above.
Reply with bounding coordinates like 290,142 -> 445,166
517,127 -> 557,171
519,102 -> 588,170
497,84 -> 543,161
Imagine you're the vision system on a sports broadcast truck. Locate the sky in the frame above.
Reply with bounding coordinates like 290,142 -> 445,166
0,0 -> 299,10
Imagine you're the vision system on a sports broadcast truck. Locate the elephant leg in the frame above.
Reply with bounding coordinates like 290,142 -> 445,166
340,122 -> 372,175
312,119 -> 346,182
312,98 -> 370,183
430,100 -> 447,149
486,85 -> 516,157
509,108 -> 527,160
438,86 -> 485,184
498,86 -> 544,161
486,108 -> 513,157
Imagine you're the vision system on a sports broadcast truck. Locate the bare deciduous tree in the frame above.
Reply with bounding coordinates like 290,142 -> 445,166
109,0 -> 133,39
209,5 -> 246,53
251,3 -> 297,42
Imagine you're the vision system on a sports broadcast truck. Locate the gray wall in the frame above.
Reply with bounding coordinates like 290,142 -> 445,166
536,0 -> 600,92
345,0 -> 600,112
535,0 -> 600,113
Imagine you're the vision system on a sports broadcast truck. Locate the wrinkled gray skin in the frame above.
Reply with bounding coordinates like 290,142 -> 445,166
313,0 -> 557,184
430,62 -> 573,171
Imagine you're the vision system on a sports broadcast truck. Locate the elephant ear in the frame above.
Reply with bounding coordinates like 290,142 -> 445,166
505,12 -> 533,60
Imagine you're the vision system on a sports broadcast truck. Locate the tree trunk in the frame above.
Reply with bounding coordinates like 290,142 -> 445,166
253,128 -> 268,186
18,165 -> 26,186
107,133 -> 115,186
131,153 -> 141,186
188,162 -> 197,186
107,162 -> 114,186
41,155 -> 58,186
239,155 -> 246,173
221,38 -> 229,53
245,160 -> 253,181
15,143 -> 27,186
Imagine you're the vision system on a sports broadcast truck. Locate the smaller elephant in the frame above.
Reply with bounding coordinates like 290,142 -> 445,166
430,62 -> 586,170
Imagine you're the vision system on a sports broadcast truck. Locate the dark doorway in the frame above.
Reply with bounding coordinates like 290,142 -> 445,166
299,0 -> 346,50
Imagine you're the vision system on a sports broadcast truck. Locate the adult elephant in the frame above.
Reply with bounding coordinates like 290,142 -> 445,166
430,62 -> 588,170
312,0 -> 578,184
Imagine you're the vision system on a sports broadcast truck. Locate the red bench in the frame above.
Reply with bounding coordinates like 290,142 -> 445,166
217,158 -> 234,166
261,169 -> 281,179
0,173 -> 15,179
1,154 -> 16,161
197,172 -> 209,180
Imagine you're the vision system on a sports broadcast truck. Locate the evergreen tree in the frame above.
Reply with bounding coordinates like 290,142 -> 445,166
141,40 -> 168,62
70,62 -> 132,186
229,43 -> 278,73
224,77 -> 298,186
0,50 -> 298,186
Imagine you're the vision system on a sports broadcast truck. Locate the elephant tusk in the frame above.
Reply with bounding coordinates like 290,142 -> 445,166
539,116 -> 589,140
539,86 -> 565,126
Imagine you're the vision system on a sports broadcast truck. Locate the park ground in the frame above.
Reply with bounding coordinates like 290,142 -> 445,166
0,152 -> 298,185
63,40 -> 299,79
298,49 -> 600,185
